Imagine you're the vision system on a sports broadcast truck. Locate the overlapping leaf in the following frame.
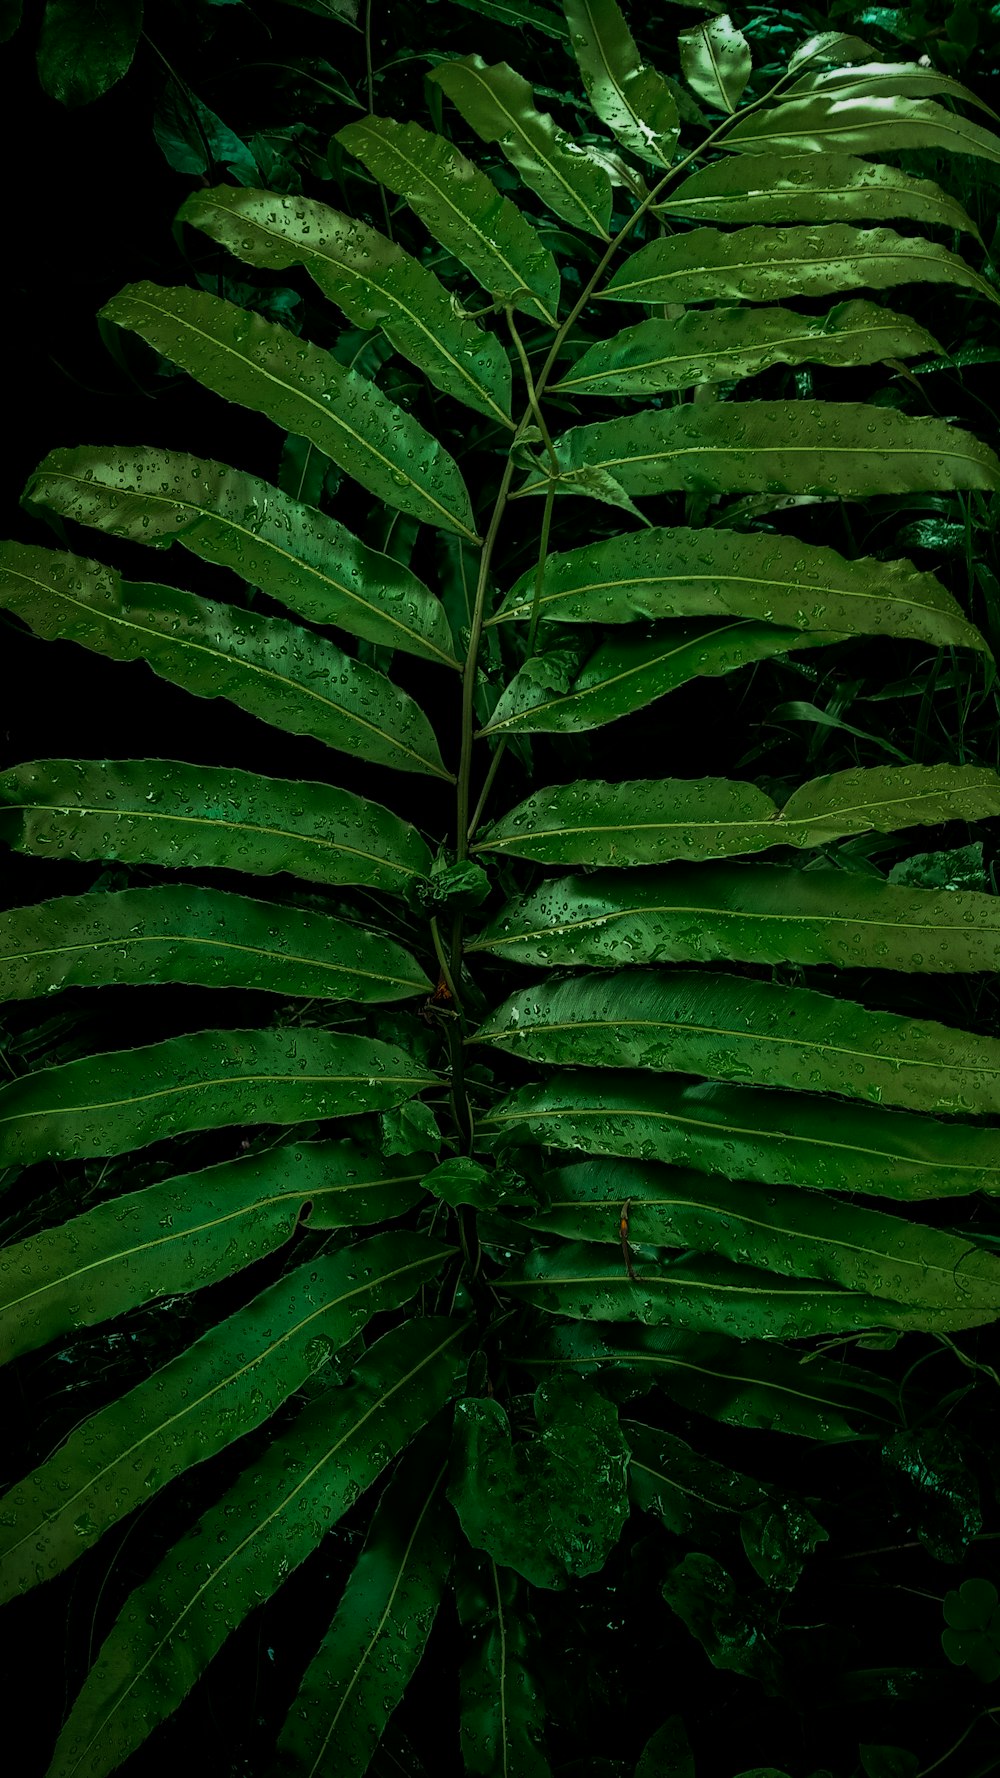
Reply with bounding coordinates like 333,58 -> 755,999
657,154 -> 979,234
0,542 -> 452,778
722,94 -> 1000,165
24,446 -> 460,666
784,60 -> 999,117
100,282 -> 479,538
0,757 -> 431,891
0,1027 -> 437,1166
458,1558 -> 553,1777
678,15 -> 751,114
176,187 -> 514,427
560,0 -> 679,167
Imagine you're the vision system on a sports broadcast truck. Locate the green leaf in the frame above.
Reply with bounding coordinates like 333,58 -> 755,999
0,757 -> 431,893
627,1418 -> 768,1540
154,80 -> 259,185
656,154 -> 980,235
784,60 -> 999,119
429,56 -> 613,239
448,1375 -> 629,1587
477,968 -> 1000,1113
24,447 -> 460,667
858,1748 -> 919,1778
786,33 -> 877,74
516,404 -> 1000,502
474,765 -> 1000,867
458,1558 -> 553,1777
489,1070 -> 1000,1199
663,1552 -> 782,1686
599,224 -> 998,309
99,282 -> 479,540
0,1138 -> 430,1361
635,1718 -> 695,1778
335,117 -> 560,325
468,862 -> 1000,974
500,1242 -> 989,1336
0,883 -> 429,1007
560,0 -> 679,167
481,620 -> 823,736
678,15 -> 751,114
0,543 -> 452,780
37,0 -> 141,105
554,301 -> 939,396
276,1435 -> 454,1778
741,1495 -> 828,1590
490,526 -> 986,653
722,94 -> 1000,166
176,187 -> 513,428
0,1028 -> 438,1167
0,2 -> 22,46
45,1318 -> 467,1778
450,0 -> 569,37
0,1231 -> 450,1600
526,1156 -> 1000,1307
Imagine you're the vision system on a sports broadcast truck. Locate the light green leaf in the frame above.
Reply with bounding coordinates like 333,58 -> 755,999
25,447 -> 460,667
678,15 -> 751,114
477,968 -> 1000,1113
448,1375 -> 629,1588
0,757 -> 431,893
481,619 -> 822,736
458,1558 -> 554,1778
0,1138 -> 430,1362
276,1436 -> 454,1778
46,1318 -> 467,1778
488,1070 -> 1000,1199
515,403 -> 1000,501
0,1232 -> 450,1600
787,33 -> 878,75
468,862 -> 1000,974
491,526 -> 986,652
0,1027 -> 438,1167
0,883 -> 429,1006
784,60 -> 999,120
528,1156 -> 1000,1308
336,117 -> 560,324
657,154 -> 979,235
37,0 -> 141,105
599,225 -> 999,309
429,55 -> 612,238
0,543 -> 451,780
722,94 -> 1000,166
554,301 -> 939,396
176,187 -> 513,427
500,1242 -> 991,1336
99,282 -> 479,539
474,765 -> 1000,867
560,0 -> 679,167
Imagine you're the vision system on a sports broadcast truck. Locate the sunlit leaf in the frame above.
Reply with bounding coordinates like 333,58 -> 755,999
560,0 -> 679,167
657,154 -> 979,235
784,60 -> 999,120
723,94 -> 1000,165
678,15 -> 751,114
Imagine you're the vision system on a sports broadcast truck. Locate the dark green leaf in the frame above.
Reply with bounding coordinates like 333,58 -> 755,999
663,1552 -> 782,1686
635,1718 -> 695,1778
153,80 -> 259,184
560,0 -> 679,166
450,0 -> 569,36
37,0 -> 141,105
458,1558 -> 553,1777
657,154 -> 979,235
627,1418 -> 768,1538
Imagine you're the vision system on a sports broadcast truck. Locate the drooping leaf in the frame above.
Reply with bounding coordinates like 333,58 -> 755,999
0,1028 -> 438,1167
176,187 -> 514,427
786,33 -> 878,75
276,1434 -> 454,1778
526,1156 -> 1000,1308
0,543 -> 452,779
99,283 -> 479,539
554,301 -> 939,396
24,447 -> 460,667
448,1375 -> 629,1587
722,94 -> 1000,166
481,619 -> 825,736
0,1232 -> 451,1600
0,1138 -> 430,1361
490,526 -> 986,653
678,15 -> 751,114
489,1070 -> 1000,1199
656,154 -> 979,235
598,224 -> 998,309
336,117 -> 560,324
477,969 -> 1000,1113
515,403 -> 1000,502
560,0 -> 679,167
429,56 -> 613,238
153,79 -> 260,185
0,883 -> 430,1006
458,1558 -> 553,1777
468,862 -> 1000,974
0,757 -> 432,892
45,1318 -> 468,1778
474,765 -> 1000,867
36,0 -> 141,105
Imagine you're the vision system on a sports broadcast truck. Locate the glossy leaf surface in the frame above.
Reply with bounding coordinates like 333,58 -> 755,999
678,15 -> 751,113
100,283 -> 478,539
722,94 -> 1000,165
36,0 -> 141,105
784,60 -> 999,117
0,758 -> 431,891
658,154 -> 979,234
560,0 -> 678,166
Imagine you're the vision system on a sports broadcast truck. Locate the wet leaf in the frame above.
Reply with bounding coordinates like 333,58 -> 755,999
678,15 -> 751,114
657,154 -> 979,235
560,0 -> 679,167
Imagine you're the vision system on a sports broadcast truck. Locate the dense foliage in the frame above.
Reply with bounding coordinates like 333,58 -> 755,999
3,2 -> 1000,1775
